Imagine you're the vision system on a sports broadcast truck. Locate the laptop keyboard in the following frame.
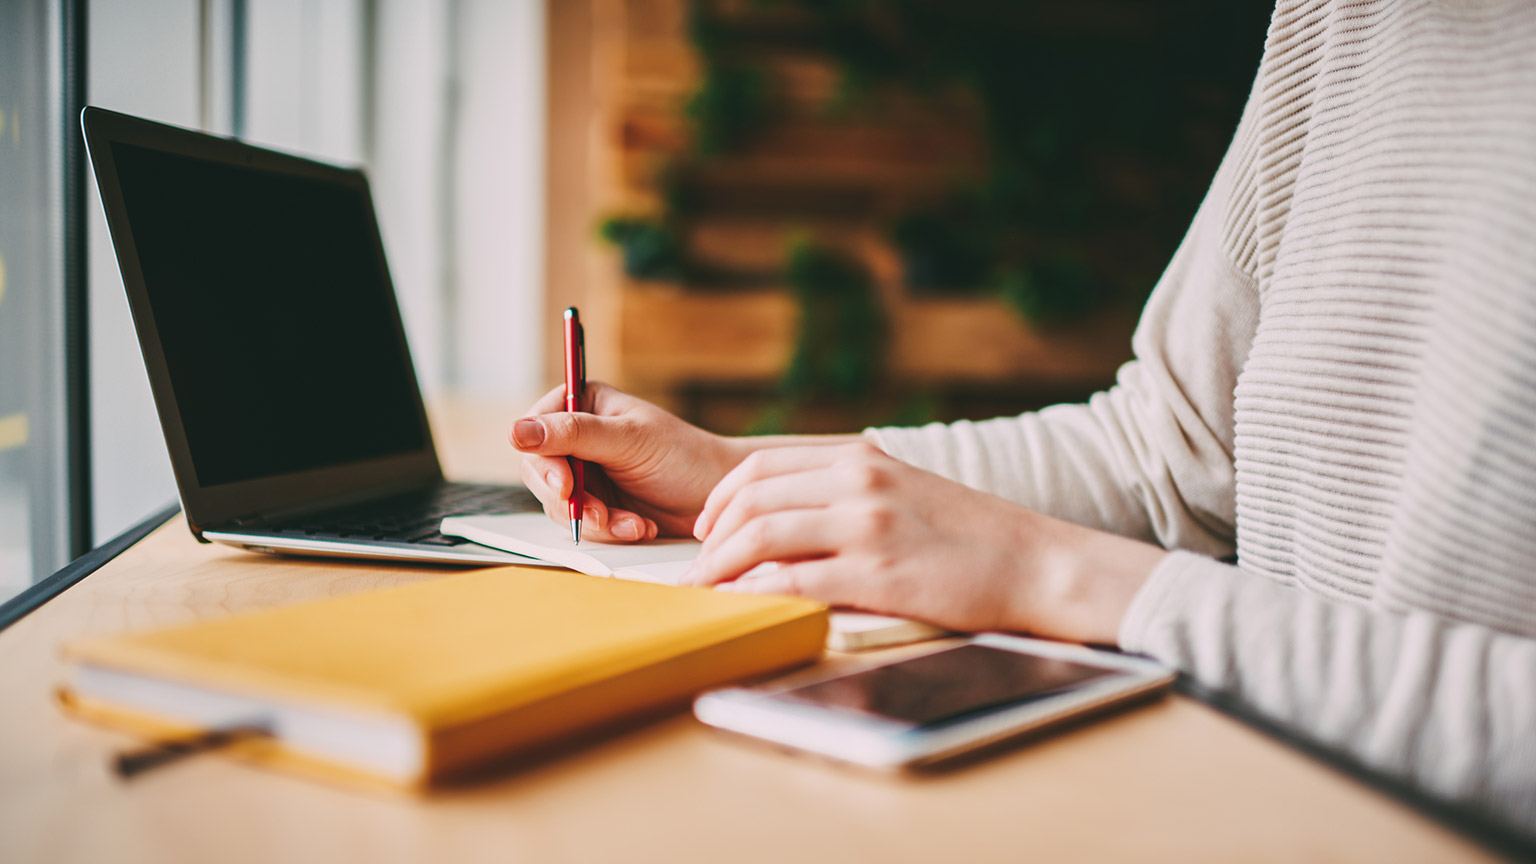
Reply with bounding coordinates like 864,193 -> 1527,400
267,482 -> 540,547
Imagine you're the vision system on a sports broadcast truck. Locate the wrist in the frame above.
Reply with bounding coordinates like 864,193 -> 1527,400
714,434 -> 761,472
716,433 -> 863,471
1016,516 -> 1167,645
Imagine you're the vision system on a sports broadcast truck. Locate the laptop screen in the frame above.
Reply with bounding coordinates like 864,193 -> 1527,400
109,141 -> 427,488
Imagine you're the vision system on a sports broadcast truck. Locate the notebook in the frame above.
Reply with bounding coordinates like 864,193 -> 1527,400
441,513 -> 947,652
58,566 -> 828,790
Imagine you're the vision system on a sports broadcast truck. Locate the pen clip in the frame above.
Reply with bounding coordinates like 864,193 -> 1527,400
575,321 -> 586,402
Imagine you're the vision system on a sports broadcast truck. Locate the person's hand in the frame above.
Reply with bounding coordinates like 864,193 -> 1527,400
683,442 -> 1167,644
511,382 -> 745,542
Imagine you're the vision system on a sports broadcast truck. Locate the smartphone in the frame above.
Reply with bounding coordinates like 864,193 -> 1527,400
693,634 -> 1174,769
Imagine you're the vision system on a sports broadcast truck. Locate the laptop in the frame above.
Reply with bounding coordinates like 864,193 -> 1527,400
82,106 -> 541,566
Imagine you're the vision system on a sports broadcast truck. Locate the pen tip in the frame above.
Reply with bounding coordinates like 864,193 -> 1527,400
572,519 -> 581,546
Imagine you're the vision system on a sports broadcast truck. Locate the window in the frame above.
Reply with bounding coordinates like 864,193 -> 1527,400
1,0 -> 546,607
0,1 -> 84,602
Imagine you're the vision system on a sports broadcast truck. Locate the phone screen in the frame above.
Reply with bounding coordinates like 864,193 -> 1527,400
781,645 -> 1116,728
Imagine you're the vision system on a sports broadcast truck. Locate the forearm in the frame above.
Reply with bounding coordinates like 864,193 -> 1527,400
722,433 -> 862,465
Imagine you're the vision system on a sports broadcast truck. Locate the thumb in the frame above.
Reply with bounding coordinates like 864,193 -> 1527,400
510,412 -> 639,465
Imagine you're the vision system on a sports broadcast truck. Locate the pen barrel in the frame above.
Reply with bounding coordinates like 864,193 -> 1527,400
563,318 -> 583,407
567,457 -> 584,520
564,393 -> 584,518
562,307 -> 585,530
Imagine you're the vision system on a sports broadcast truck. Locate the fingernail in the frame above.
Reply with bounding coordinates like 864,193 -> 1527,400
584,505 -> 600,527
615,517 -> 642,541
513,418 -> 545,448
544,470 -> 560,492
692,516 -> 707,541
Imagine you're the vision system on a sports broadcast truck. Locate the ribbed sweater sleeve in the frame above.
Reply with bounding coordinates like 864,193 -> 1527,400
1122,552 -> 1536,825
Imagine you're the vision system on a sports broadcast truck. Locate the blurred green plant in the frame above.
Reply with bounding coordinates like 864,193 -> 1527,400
597,216 -> 687,281
995,258 -> 1109,326
685,2 -> 772,157
598,0 -> 1270,430
889,209 -> 992,296
799,0 -> 1268,319
677,0 -> 1268,320
782,239 -> 887,400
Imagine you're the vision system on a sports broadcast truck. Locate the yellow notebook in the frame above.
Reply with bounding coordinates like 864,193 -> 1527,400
57,566 -> 828,790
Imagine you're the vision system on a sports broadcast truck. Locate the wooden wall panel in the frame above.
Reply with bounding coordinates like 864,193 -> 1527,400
554,0 -> 1135,427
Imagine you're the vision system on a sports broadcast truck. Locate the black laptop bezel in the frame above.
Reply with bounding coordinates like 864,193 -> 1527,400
81,107 -> 444,539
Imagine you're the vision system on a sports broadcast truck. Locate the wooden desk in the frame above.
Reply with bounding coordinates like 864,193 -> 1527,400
0,399 -> 1504,863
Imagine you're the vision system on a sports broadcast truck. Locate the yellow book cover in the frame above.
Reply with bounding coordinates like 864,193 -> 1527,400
57,566 -> 828,790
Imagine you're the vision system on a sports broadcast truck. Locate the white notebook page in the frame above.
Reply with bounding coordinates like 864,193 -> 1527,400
441,513 -> 945,650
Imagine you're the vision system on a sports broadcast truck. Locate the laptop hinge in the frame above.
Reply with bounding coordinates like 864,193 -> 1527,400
233,477 -> 438,528
226,513 -> 270,529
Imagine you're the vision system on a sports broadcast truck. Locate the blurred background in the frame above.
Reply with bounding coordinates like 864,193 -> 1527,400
0,0 -> 1270,601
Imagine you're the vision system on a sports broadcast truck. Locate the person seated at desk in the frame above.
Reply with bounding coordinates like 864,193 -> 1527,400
511,0 -> 1536,830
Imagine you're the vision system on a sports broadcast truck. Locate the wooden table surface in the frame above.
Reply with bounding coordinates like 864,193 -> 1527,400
0,398 -> 1502,863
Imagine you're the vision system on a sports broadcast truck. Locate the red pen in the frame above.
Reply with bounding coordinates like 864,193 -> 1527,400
563,307 -> 586,545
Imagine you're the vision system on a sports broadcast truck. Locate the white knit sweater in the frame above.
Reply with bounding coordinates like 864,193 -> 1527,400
868,0 -> 1536,827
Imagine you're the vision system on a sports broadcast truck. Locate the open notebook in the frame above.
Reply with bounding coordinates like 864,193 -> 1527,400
441,514 -> 946,652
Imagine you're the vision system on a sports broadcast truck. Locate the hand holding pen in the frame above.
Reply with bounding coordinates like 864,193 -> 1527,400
514,310 -> 730,543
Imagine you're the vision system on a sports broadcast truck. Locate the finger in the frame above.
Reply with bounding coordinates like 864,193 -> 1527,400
582,381 -> 627,414
685,509 -> 841,587
519,457 -> 566,524
526,464 -> 576,528
559,490 -> 657,544
539,486 -> 567,526
699,467 -> 843,556
521,456 -> 655,541
509,411 -> 640,466
592,507 -> 656,543
695,446 -> 852,540
569,507 -> 656,543
715,559 -> 851,605
577,495 -> 609,535
521,460 -> 611,536
520,454 -> 572,505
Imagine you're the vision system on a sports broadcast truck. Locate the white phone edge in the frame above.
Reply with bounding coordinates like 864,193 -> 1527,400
693,634 -> 1176,770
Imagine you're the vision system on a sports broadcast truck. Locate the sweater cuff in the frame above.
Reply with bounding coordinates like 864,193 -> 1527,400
860,426 -> 890,451
1118,549 -> 1206,654
861,423 -> 940,469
